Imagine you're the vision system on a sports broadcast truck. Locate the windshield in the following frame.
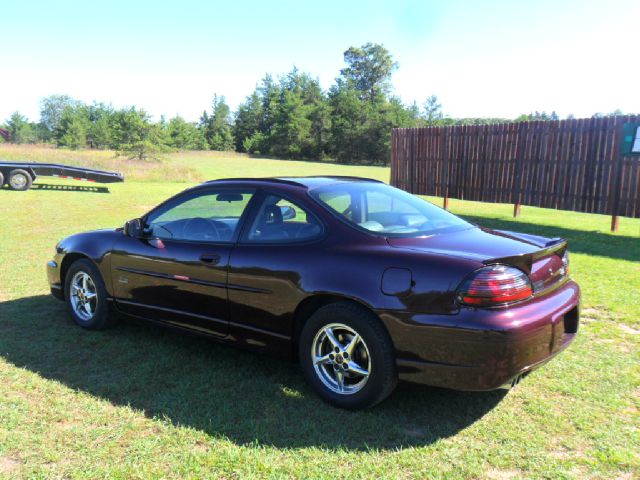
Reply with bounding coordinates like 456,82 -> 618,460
310,182 -> 472,237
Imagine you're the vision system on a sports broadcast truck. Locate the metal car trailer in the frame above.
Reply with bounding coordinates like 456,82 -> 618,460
0,161 -> 124,191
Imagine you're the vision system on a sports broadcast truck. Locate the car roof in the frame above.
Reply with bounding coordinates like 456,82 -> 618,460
204,176 -> 383,189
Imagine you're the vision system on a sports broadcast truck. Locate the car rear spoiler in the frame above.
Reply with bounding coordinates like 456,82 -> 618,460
482,237 -> 567,274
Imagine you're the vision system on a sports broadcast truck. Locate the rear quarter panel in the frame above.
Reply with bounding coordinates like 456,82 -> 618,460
228,233 -> 480,333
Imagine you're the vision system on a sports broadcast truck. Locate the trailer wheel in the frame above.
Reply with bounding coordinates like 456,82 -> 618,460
8,169 -> 33,191
0,171 -> 4,188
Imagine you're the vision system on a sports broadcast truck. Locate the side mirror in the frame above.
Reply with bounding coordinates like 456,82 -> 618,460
280,206 -> 296,220
124,218 -> 143,237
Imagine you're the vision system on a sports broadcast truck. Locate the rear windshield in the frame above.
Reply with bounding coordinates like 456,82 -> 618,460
310,182 -> 471,237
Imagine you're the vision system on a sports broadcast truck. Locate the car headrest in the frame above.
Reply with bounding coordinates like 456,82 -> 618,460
403,215 -> 425,228
262,205 -> 283,225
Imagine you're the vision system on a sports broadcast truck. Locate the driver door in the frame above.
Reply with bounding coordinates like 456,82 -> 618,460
111,187 -> 255,337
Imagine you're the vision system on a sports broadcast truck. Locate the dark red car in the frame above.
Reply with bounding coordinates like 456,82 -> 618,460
47,177 -> 580,409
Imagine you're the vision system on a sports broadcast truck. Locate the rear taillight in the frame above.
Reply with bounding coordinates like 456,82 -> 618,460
457,265 -> 533,306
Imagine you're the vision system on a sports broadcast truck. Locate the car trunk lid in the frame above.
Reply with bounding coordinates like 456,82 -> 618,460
387,227 -> 568,293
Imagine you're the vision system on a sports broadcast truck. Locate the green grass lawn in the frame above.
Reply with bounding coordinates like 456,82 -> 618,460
0,146 -> 638,479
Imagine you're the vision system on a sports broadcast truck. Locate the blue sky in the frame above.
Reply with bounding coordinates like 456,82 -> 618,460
1,0 -> 638,122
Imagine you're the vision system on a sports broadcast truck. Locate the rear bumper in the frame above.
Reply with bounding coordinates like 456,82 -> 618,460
396,328 -> 576,390
386,280 -> 580,390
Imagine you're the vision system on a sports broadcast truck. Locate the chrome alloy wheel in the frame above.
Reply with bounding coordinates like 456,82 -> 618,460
10,173 -> 28,189
70,271 -> 98,321
311,323 -> 371,395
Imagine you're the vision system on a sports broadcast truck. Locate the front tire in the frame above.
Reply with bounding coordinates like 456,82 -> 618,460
8,169 -> 33,191
64,259 -> 116,330
299,302 -> 397,409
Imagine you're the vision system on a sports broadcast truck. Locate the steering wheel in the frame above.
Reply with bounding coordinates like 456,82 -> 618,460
183,217 -> 221,241
209,220 -> 233,240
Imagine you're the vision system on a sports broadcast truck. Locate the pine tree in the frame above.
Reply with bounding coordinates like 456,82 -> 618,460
200,95 -> 234,151
6,112 -> 36,144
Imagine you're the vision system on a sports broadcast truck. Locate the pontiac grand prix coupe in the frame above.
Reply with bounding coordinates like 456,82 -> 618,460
47,177 -> 580,409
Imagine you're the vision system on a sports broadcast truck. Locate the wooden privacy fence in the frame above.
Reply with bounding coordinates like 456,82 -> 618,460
391,116 -> 640,230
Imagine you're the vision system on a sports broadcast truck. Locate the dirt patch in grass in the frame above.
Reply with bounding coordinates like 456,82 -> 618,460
619,324 -> 640,335
580,308 -> 600,322
548,438 -> 589,462
581,308 -> 640,337
579,307 -> 611,327
54,418 -> 80,431
614,473 -> 636,480
193,439 -> 210,453
485,468 -> 522,479
0,456 -> 21,474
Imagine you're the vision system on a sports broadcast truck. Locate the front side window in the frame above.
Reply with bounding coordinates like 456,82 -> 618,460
245,194 -> 323,243
310,182 -> 471,237
146,189 -> 254,242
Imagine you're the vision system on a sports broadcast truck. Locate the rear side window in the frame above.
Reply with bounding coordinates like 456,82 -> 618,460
244,194 -> 323,243
318,190 -> 352,218
312,182 -> 470,236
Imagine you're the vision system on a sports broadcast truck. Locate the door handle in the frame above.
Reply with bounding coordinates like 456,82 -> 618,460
199,253 -> 221,265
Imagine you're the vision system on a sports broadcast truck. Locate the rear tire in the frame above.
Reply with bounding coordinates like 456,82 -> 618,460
8,169 -> 33,191
64,259 -> 117,330
299,302 -> 397,409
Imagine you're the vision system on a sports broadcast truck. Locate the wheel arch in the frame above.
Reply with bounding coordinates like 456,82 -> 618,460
23,167 -> 36,181
291,293 -> 394,359
60,253 -> 93,296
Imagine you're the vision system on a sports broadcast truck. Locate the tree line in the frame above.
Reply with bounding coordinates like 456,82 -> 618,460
0,43 -> 627,165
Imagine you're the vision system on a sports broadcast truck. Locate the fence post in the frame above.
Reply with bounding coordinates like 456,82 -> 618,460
609,117 -> 625,233
409,129 -> 415,194
390,129 -> 396,186
442,126 -> 451,210
512,122 -> 527,219
611,215 -> 619,232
